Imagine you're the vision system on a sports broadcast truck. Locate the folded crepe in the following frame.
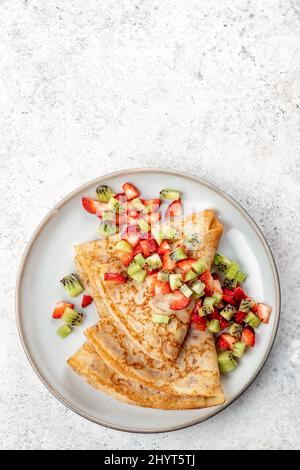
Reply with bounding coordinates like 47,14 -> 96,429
76,210 -> 223,362
68,342 -> 224,410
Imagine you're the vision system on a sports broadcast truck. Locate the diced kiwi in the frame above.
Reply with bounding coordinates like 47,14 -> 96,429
61,307 -> 84,326
108,197 -> 125,213
169,273 -> 183,291
134,253 -> 146,268
115,240 -> 133,254
234,271 -> 247,285
203,297 -> 216,315
220,304 -> 236,321
223,277 -> 238,289
145,253 -> 162,270
245,312 -> 261,329
60,274 -> 84,297
169,247 -> 187,262
229,323 -> 243,339
97,221 -> 118,238
184,270 -> 198,282
213,292 -> 223,305
130,269 -> 147,282
218,351 -> 238,373
160,189 -> 180,200
224,261 -> 240,281
102,211 -> 116,221
192,259 -> 208,275
127,261 -> 142,277
213,253 -> 231,273
96,185 -> 115,203
161,225 -> 179,241
191,280 -> 205,296
151,227 -> 163,245
183,233 -> 202,251
57,324 -> 72,339
157,271 -> 170,282
137,218 -> 150,233
207,319 -> 221,334
239,298 -> 256,313
232,341 -> 246,359
131,197 -> 147,212
180,284 -> 193,298
152,313 -> 171,324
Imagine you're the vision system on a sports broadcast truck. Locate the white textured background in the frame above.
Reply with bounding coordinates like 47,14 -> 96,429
0,0 -> 300,450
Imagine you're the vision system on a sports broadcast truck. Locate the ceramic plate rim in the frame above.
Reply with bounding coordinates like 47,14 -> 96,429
15,167 -> 281,434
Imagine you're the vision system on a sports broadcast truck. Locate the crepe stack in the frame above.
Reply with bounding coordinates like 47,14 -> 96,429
68,210 -> 226,409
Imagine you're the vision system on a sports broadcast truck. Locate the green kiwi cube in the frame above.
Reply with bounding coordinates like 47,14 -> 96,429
207,319 -> 221,334
220,304 -> 236,321
234,271 -> 247,284
213,253 -> 231,273
180,284 -> 193,298
145,253 -> 162,270
134,253 -> 146,268
96,185 -> 115,203
115,240 -> 133,254
191,280 -> 205,296
239,298 -> 256,313
192,259 -> 208,275
62,307 -> 84,326
224,261 -> 240,281
213,292 -> 223,305
185,270 -> 198,282
169,273 -> 183,291
161,225 -> 179,241
160,189 -> 181,200
131,198 -> 147,212
229,323 -> 243,338
127,261 -> 142,277
57,324 -> 72,339
203,297 -> 216,315
245,312 -> 261,329
97,221 -> 118,238
130,269 -> 148,283
137,218 -> 150,233
169,247 -> 187,262
102,211 -> 115,221
108,197 -> 125,213
151,227 -> 163,245
152,313 -> 171,324
218,351 -> 238,373
232,341 -> 246,359
60,274 -> 84,297
157,271 -> 170,282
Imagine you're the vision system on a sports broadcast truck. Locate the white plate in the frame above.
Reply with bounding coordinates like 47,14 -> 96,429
16,168 -> 280,433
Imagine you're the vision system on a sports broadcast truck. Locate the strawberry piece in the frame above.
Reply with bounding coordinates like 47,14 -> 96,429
142,212 -> 161,226
211,309 -> 222,321
115,213 -> 127,227
222,288 -> 237,306
122,183 -> 140,201
220,318 -> 229,330
252,303 -> 258,313
191,313 -> 207,331
257,303 -> 272,324
140,239 -> 158,258
82,295 -> 93,308
158,240 -> 171,255
82,197 -> 103,215
52,302 -> 74,319
141,198 -> 161,212
146,272 -> 158,295
213,278 -> 223,294
235,311 -> 247,324
169,290 -> 192,310
177,258 -> 197,273
212,272 -> 219,280
165,199 -> 183,218
217,334 -> 237,351
241,326 -> 255,347
114,193 -> 127,202
127,208 -> 140,219
233,286 -> 248,303
199,270 -> 215,297
133,243 -> 143,256
162,250 -> 177,271
154,280 -> 171,296
116,251 -> 134,267
104,273 -> 127,284
193,299 -> 203,314
122,230 -> 142,248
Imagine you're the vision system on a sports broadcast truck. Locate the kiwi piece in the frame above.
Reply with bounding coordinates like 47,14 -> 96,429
229,323 -> 243,339
239,298 -> 256,313
218,351 -> 238,373
213,292 -> 223,305
232,341 -> 246,359
97,221 -> 118,238
151,227 -> 163,245
203,297 -> 216,315
183,233 -> 202,251
60,274 -> 84,297
160,189 -> 181,200
161,225 -> 179,241
130,269 -> 147,283
96,185 -> 115,203
180,284 -> 193,298
62,307 -> 84,326
234,271 -> 247,285
207,319 -> 221,334
108,197 -> 125,213
192,259 -> 208,275
185,270 -> 198,282
102,211 -> 116,221
224,261 -> 240,281
220,304 -> 236,321
131,197 -> 147,212
169,273 -> 183,291
145,253 -> 162,270
134,253 -> 146,268
115,240 -> 133,254
191,280 -> 205,296
169,247 -> 188,262
137,218 -> 150,233
57,324 -> 72,339
245,312 -> 261,329
152,313 -> 171,324
127,261 -> 142,277
223,277 -> 238,289
157,271 -> 170,282
213,253 -> 231,273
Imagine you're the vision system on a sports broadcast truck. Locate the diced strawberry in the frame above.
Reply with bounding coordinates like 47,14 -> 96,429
257,303 -> 272,324
220,317 -> 229,330
177,258 -> 197,273
241,326 -> 255,347
133,243 -> 143,257
116,251 -> 134,267
52,302 -> 74,319
213,278 -> 223,294
169,290 -> 192,310
104,273 -> 127,283
122,230 -> 142,248
162,250 -> 177,271
146,272 -> 158,295
193,299 -> 203,314
212,272 -> 219,280
191,313 -> 207,331
142,212 -> 161,226
158,240 -> 171,255
165,199 -> 183,218
82,197 -> 103,215
222,288 -> 237,306
235,311 -> 247,324
127,208 -> 140,219
140,239 -> 158,258
115,213 -> 127,227
122,183 -> 140,201
233,286 -> 248,303
199,270 -> 215,297
211,309 -> 222,321
114,193 -> 127,202
141,198 -> 161,212
217,334 -> 237,351
82,295 -> 93,308
154,280 -> 171,296
252,303 -> 258,313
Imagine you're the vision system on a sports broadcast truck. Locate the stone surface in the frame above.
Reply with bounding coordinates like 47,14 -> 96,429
0,0 -> 299,450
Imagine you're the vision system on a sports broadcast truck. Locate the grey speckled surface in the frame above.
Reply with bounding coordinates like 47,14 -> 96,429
0,0 -> 299,450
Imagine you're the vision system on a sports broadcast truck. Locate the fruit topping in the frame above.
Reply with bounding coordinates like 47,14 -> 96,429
96,185 -> 115,203
140,239 -> 158,258
104,273 -> 127,284
160,189 -> 181,200
165,200 -> 183,218
169,247 -> 188,262
81,295 -> 93,308
169,290 -> 192,310
218,351 -> 238,373
61,307 -> 84,326
122,183 -> 140,201
57,324 -> 73,339
257,303 -> 272,324
97,221 -> 118,238
60,274 -> 84,297
241,326 -> 255,347
52,302 -> 75,319
151,313 -> 171,324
